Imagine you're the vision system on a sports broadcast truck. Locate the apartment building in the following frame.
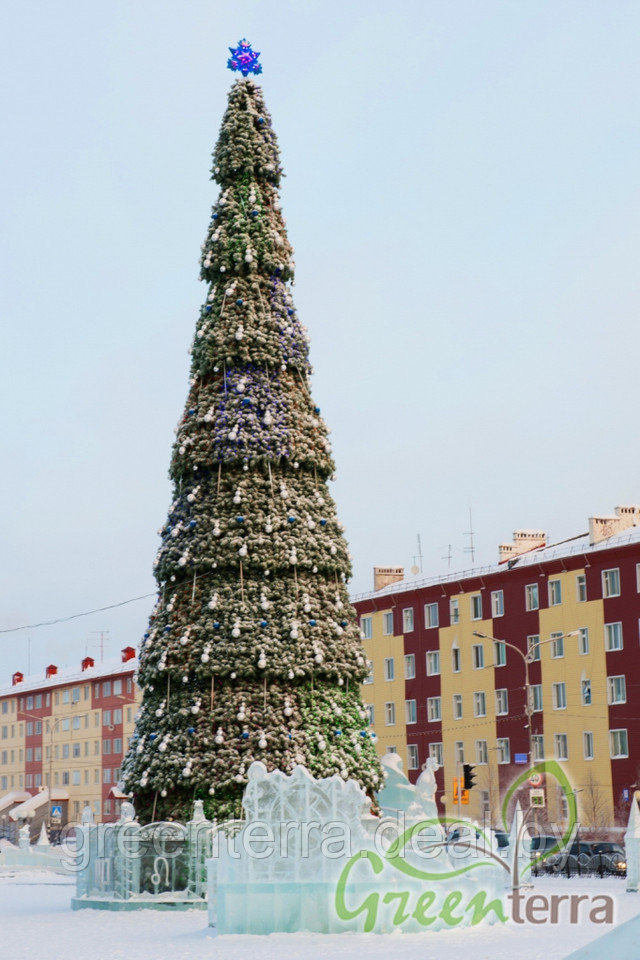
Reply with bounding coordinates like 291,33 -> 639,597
355,506 -> 640,828
0,647 -> 140,831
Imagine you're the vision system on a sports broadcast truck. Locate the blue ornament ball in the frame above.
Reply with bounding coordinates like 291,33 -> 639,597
213,621 -> 220,629
236,516 -> 244,523
187,727 -> 195,735
260,620 -> 268,628
236,298 -> 243,306
149,733 -> 157,741
309,619 -> 316,627
287,516 -> 296,524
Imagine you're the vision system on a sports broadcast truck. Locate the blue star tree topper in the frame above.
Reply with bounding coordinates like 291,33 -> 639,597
227,39 -> 262,76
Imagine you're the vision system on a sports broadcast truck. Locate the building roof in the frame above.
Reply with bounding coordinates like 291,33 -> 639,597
0,653 -> 138,700
0,790 -> 31,814
352,524 -> 640,604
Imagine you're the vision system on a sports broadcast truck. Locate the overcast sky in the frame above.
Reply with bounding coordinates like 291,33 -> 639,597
1,0 -> 638,675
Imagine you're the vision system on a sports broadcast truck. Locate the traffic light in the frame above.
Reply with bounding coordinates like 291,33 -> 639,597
462,763 -> 477,791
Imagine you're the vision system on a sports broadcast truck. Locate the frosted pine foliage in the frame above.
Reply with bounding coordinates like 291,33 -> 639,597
122,79 -> 381,822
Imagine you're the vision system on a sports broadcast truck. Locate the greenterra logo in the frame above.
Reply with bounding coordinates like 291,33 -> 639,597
334,762 -> 615,932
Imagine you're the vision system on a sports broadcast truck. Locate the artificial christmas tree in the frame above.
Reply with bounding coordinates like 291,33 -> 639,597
123,42 -> 382,822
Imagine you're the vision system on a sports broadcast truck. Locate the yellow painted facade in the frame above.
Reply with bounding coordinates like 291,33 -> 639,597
360,608 -> 408,770
538,568 -> 613,826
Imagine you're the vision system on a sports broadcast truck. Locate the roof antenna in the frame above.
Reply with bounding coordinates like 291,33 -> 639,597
464,507 -> 476,563
441,544 -> 453,569
411,533 -> 424,575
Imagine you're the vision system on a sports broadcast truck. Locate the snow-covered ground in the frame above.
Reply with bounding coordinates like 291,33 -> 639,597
1,869 -> 638,960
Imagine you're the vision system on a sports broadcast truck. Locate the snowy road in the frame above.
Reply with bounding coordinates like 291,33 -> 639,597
1,871 -> 639,960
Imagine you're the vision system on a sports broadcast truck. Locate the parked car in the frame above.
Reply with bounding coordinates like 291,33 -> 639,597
588,842 -> 626,877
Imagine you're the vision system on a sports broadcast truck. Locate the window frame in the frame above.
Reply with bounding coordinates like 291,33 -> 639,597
496,737 -> 510,764
602,568 -> 621,599
424,602 -> 439,629
525,583 -> 539,611
470,594 -> 483,621
491,590 -> 504,618
605,621 -> 623,651
426,650 -> 440,676
548,579 -> 562,606
402,608 -> 414,633
607,675 -> 627,705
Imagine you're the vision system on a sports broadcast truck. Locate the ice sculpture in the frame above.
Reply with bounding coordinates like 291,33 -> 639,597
209,760 -> 508,934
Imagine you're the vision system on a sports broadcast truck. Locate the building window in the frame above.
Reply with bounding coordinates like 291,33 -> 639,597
473,691 -> 486,717
103,681 -> 111,697
610,729 -> 628,758
583,731 -> 594,760
525,583 -> 539,611
531,684 -> 543,712
26,748 -> 32,763
103,710 -> 111,726
494,641 -> 506,667
424,603 -> 439,628
491,590 -> 504,618
527,635 -> 541,661
402,608 -> 414,633
579,628 -> 589,655
387,746 -> 397,754
554,733 -> 569,761
532,735 -> 544,760
427,697 -> 441,722
103,740 -> 111,755
497,738 -> 510,764
113,709 -> 122,725
602,568 -> 621,598
384,702 -> 396,725
407,744 -> 419,770
26,722 -> 33,737
607,675 -> 627,704
470,595 -> 482,620
104,799 -> 112,815
404,654 -> 415,680
113,739 -> 123,754
581,679 -> 592,705
495,689 -> 508,715
383,658 -> 395,681
548,580 -> 562,606
363,660 -> 374,684
452,647 -> 461,673
62,743 -> 70,759
72,743 -> 80,758
26,696 -> 34,710
382,612 -> 393,636
449,598 -> 459,624
113,679 -> 122,696
405,700 -> 417,725
605,622 -> 623,651
72,770 -> 80,786
550,632 -> 564,658
72,686 -> 81,703
476,740 -> 488,764
366,704 -> 374,725
429,742 -> 443,766
360,616 -> 372,640
471,644 -> 484,670
453,694 -> 463,719
426,651 -> 440,676
552,682 -> 567,710
576,574 -> 587,602
455,741 -> 465,763
72,716 -> 81,730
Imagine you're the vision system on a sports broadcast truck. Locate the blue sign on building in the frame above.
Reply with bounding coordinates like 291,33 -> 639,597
514,753 -> 528,764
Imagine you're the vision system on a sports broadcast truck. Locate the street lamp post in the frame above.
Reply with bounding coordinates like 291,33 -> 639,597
472,630 -> 579,767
